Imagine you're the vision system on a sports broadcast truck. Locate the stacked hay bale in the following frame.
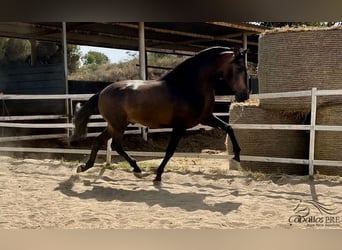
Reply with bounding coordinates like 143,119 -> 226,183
228,26 -> 342,175
227,101 -> 309,175
315,102 -> 342,175
258,26 -> 342,111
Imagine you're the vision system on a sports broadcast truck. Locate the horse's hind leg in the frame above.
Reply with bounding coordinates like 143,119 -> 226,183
111,130 -> 142,177
77,128 -> 111,173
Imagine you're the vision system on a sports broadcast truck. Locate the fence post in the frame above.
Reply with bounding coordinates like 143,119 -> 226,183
62,22 -> 71,145
139,22 -> 148,141
309,87 -> 317,176
106,138 -> 112,166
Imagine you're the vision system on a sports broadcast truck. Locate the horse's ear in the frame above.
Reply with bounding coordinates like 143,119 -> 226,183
234,48 -> 247,57
233,47 -> 240,56
241,49 -> 248,56
232,48 -> 248,61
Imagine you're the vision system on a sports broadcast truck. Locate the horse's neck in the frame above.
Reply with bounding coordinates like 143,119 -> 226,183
161,56 -> 224,99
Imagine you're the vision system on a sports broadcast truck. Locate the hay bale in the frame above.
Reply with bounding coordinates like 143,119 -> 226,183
227,102 -> 309,174
315,103 -> 342,175
258,27 -> 342,111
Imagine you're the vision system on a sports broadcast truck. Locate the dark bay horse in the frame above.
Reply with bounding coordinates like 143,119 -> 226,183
72,47 -> 249,182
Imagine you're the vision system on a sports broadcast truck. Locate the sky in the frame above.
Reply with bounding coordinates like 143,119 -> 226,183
79,45 -> 136,63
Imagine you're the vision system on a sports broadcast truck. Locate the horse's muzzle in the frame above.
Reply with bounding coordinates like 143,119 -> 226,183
235,91 -> 249,102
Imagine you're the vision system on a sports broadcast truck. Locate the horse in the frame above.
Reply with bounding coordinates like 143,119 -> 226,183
72,46 -> 249,183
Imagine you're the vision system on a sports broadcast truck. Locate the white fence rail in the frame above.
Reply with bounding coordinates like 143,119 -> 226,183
0,93 -> 229,160
230,88 -> 342,176
0,93 -> 227,133
1,88 -> 342,176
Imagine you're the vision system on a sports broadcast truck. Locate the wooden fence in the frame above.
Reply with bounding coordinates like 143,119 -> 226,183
0,88 -> 342,176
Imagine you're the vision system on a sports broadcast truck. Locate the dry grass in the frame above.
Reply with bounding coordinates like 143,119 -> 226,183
69,54 -> 186,82
231,98 -> 260,107
69,58 -> 140,82
314,172 -> 342,182
262,25 -> 342,35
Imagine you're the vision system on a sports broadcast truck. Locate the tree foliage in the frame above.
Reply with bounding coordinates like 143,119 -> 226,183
34,41 -> 81,72
0,38 -> 30,64
82,51 -> 109,66
0,38 -> 81,72
67,45 -> 81,72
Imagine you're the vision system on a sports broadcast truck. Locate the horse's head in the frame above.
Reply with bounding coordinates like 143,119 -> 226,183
161,46 -> 249,102
215,48 -> 249,102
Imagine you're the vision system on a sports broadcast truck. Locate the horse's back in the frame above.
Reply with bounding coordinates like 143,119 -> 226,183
99,80 -> 176,128
98,79 -> 213,129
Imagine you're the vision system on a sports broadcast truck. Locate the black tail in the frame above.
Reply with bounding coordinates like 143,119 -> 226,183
71,93 -> 100,141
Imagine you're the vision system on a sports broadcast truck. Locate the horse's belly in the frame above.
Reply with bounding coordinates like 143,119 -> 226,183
126,102 -> 173,128
124,90 -> 175,128
126,100 -> 199,129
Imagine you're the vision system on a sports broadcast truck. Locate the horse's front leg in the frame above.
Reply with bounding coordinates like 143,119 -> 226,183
154,127 -> 185,183
202,115 -> 241,162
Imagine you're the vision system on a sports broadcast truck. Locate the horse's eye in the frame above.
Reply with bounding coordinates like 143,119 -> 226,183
216,72 -> 224,81
215,75 -> 224,82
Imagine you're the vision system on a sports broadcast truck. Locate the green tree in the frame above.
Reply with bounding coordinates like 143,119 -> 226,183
36,41 -> 61,64
67,45 -> 81,72
0,38 -> 30,64
35,41 -> 81,72
0,38 -> 81,72
82,51 -> 109,65
0,38 -> 7,61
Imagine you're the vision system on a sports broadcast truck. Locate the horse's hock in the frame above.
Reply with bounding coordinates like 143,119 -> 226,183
258,26 -> 342,111
227,103 -> 309,175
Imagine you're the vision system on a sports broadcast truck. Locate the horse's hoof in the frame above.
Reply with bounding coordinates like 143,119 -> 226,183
133,172 -> 143,178
153,175 -> 162,185
233,155 -> 240,162
153,179 -> 162,187
76,165 -> 84,173
229,158 -> 241,170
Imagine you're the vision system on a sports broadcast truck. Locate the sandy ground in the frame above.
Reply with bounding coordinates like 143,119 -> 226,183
0,155 -> 341,229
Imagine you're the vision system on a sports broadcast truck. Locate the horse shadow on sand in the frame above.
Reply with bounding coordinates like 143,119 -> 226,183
55,172 -> 241,215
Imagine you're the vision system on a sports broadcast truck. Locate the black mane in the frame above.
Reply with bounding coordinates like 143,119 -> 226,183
160,46 -> 233,82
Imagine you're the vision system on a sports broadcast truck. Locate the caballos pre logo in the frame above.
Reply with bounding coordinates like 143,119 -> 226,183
289,199 -> 341,227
